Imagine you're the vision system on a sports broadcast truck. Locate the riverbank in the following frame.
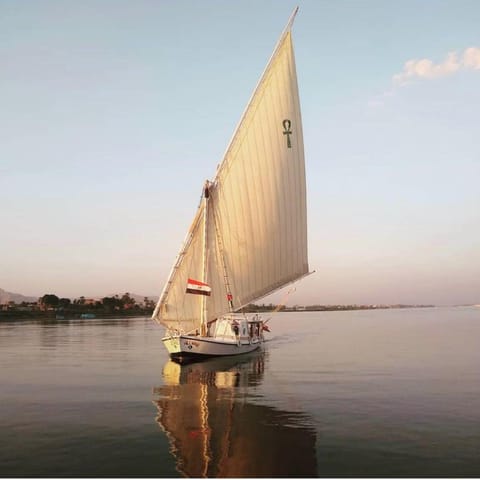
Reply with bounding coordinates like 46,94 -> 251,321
0,310 -> 153,321
1,303 -> 436,322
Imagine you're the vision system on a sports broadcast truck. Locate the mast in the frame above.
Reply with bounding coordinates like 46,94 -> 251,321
201,181 -> 210,335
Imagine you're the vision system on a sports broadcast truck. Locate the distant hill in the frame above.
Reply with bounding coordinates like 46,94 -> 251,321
0,288 -> 37,304
131,293 -> 158,303
106,293 -> 158,303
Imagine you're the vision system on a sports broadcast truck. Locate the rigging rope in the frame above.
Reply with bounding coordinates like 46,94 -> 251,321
263,286 -> 297,325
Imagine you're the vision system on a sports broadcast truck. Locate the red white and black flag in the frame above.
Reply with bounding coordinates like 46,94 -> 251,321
186,278 -> 212,296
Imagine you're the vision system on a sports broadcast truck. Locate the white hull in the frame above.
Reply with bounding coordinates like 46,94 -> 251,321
163,334 -> 262,362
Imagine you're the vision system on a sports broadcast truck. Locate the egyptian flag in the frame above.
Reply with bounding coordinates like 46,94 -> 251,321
186,278 -> 211,296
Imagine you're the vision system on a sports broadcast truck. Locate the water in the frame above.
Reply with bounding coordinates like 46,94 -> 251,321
1,307 -> 480,477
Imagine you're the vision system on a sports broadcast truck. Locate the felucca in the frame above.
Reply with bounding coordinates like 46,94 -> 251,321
152,7 -> 309,362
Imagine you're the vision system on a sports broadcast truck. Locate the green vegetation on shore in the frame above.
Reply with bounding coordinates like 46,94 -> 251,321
0,293 -> 155,320
1,292 -> 435,321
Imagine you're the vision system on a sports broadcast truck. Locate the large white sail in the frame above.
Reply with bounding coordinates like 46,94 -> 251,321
206,26 -> 308,317
154,203 -> 206,331
154,12 -> 308,329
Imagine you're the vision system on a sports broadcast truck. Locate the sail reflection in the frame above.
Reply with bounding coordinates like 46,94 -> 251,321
153,352 -> 317,477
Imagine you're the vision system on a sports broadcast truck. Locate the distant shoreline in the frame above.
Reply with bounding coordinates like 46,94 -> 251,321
0,304 -> 439,322
0,310 -> 153,321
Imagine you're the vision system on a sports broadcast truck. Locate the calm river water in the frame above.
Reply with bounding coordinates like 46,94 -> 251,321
1,307 -> 480,477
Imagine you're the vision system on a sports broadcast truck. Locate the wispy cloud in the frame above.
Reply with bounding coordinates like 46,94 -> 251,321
393,46 -> 480,86
369,46 -> 480,108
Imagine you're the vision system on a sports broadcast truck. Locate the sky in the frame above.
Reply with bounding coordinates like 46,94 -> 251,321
1,0 -> 479,306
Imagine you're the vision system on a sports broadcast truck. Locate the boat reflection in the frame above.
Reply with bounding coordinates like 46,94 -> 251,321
153,351 -> 317,477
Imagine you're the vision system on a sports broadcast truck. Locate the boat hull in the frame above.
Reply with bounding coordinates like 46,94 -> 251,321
162,334 -> 262,363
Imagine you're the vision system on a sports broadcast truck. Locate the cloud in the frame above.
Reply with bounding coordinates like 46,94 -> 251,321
463,46 -> 480,69
369,46 -> 480,108
393,46 -> 480,86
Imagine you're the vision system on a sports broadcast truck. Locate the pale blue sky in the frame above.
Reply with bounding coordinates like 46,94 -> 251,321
1,0 -> 479,305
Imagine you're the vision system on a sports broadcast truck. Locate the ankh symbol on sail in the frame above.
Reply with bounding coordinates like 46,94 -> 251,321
283,119 -> 292,148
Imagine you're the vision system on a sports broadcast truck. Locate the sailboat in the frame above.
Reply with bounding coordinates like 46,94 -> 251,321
152,7 -> 309,362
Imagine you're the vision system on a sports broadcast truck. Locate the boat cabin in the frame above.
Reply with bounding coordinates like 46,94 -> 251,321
209,314 -> 264,344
